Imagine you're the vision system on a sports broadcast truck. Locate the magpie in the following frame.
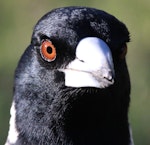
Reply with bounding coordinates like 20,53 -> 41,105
5,6 -> 134,145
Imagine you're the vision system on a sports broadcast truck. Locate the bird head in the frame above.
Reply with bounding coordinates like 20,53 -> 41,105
7,7 -> 131,145
20,7 -> 130,90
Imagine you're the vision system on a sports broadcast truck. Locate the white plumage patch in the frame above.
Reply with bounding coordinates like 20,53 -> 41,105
129,126 -> 135,145
5,102 -> 19,145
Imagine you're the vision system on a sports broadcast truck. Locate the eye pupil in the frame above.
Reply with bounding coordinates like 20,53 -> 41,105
47,46 -> 53,54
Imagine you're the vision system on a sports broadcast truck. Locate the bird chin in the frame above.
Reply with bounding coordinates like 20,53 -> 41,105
59,69 -> 114,89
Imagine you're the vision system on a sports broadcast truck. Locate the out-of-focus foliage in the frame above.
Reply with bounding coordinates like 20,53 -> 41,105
0,0 -> 149,144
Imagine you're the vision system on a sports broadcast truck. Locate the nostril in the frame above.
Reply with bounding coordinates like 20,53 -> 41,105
77,57 -> 85,63
80,59 -> 85,63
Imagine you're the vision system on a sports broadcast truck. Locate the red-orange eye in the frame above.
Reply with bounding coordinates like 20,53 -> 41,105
120,44 -> 128,59
40,40 -> 56,62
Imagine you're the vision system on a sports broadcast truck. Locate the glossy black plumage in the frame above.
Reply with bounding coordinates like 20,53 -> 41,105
5,7 -> 132,145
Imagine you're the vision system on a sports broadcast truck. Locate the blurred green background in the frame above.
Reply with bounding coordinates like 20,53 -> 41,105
0,0 -> 150,144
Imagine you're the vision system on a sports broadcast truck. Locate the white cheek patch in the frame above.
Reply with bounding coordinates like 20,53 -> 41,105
5,101 -> 19,145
